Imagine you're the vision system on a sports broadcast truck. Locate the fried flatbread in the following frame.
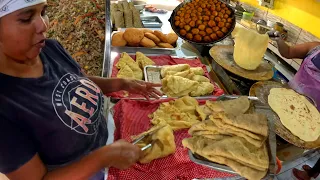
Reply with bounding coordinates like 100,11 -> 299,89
206,96 -> 250,116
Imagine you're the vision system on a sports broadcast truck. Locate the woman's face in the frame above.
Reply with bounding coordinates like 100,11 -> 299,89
0,3 -> 49,62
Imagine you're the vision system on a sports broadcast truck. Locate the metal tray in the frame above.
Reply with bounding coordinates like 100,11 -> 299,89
188,95 -> 277,180
111,31 -> 176,55
169,0 -> 236,46
141,16 -> 163,28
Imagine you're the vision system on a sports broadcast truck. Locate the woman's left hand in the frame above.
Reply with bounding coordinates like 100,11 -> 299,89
122,79 -> 163,100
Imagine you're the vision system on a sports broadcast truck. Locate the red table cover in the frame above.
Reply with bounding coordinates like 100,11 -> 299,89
107,55 -> 224,98
107,99 -> 236,180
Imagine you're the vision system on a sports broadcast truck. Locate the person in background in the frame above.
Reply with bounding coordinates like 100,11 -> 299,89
272,34 -> 320,180
0,0 -> 161,180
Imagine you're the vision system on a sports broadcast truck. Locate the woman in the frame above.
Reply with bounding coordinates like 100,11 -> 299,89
275,36 -> 320,180
0,0 -> 161,179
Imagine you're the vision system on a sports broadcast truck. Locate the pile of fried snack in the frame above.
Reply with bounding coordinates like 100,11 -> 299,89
112,28 -> 178,48
111,2 -> 143,28
161,64 -> 214,97
132,96 -> 270,180
133,96 -> 206,163
116,52 -> 155,80
183,96 -> 270,180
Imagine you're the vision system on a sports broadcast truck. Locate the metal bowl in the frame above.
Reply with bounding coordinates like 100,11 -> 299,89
169,0 -> 236,46
133,1 -> 146,11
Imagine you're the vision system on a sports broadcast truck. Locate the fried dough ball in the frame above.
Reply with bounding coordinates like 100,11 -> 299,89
210,33 -> 218,40
208,20 -> 216,27
215,17 -> 221,22
198,24 -> 206,31
184,24 -> 191,31
221,4 -> 226,8
167,33 -> 179,45
221,27 -> 228,33
210,15 -> 215,20
218,12 -> 224,18
185,18 -> 192,24
189,21 -> 196,27
191,28 -> 200,35
199,31 -> 206,37
217,31 -> 224,38
212,11 -> 218,16
210,6 -> 215,11
203,16 -> 210,21
177,11 -> 182,16
203,36 -> 212,42
112,32 -> 127,47
140,37 -> 156,48
205,27 -> 213,34
205,11 -> 211,16
123,28 -> 144,44
203,21 -> 208,26
224,14 -> 229,19
218,21 -> 225,28
180,29 -> 187,36
193,34 -> 202,42
185,14 -> 190,19
174,16 -> 180,21
227,18 -> 233,23
179,23 -> 185,29
221,19 -> 227,23
197,7 -> 202,12
196,20 -> 202,26
186,33 -> 193,40
191,13 -> 197,17
145,32 -> 161,44
226,23 -> 231,28
213,26 -> 219,32
179,12 -> 185,17
158,43 -> 174,48
226,10 -> 231,15
221,9 -> 225,14
175,20 -> 180,26
153,30 -> 168,43
192,16 -> 198,22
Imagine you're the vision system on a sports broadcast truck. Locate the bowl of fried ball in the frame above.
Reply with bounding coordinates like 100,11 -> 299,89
169,0 -> 236,45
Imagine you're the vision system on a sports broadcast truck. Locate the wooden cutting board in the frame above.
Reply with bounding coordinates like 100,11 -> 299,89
249,81 -> 320,149
209,45 -> 273,81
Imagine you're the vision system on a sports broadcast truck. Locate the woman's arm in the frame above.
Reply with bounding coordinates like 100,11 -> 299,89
276,39 -> 320,59
88,76 -> 162,99
88,76 -> 127,94
6,140 -> 142,180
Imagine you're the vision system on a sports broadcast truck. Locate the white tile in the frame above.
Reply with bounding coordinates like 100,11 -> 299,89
301,150 -> 319,162
305,154 -> 320,168
280,158 -> 305,174
277,169 -> 295,180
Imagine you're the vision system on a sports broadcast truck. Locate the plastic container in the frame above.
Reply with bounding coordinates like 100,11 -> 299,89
242,12 -> 254,21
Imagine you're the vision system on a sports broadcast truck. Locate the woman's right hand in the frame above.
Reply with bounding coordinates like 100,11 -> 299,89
106,139 -> 143,170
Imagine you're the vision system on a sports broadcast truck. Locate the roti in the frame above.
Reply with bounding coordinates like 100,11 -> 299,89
268,88 -> 320,142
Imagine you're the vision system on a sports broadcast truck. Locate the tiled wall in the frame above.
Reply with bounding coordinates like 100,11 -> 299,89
241,3 -> 320,70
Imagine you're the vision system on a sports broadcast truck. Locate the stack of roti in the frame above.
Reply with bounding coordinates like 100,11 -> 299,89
182,97 -> 270,180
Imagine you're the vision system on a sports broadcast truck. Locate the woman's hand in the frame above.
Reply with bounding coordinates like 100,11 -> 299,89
107,140 -> 143,170
122,79 -> 163,100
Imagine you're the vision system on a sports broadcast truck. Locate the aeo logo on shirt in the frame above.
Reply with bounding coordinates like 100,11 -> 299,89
52,73 -> 104,135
